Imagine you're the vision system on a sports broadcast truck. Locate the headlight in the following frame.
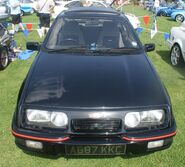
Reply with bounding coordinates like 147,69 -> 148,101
51,112 -> 68,127
27,109 -> 50,123
124,109 -> 165,128
26,109 -> 68,128
124,112 -> 140,128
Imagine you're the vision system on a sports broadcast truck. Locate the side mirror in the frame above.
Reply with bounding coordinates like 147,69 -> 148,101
26,42 -> 40,51
144,43 -> 155,52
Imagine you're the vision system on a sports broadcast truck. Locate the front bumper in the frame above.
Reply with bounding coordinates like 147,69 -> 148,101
12,124 -> 176,155
167,39 -> 173,48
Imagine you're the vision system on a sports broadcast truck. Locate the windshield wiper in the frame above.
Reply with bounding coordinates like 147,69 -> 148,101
47,46 -> 139,54
91,47 -> 139,53
111,47 -> 139,51
47,45 -> 88,53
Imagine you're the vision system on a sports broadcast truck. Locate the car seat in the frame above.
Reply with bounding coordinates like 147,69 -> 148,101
58,21 -> 85,46
97,22 -> 121,48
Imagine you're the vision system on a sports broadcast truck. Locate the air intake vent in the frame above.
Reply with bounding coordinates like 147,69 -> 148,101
71,119 -> 122,133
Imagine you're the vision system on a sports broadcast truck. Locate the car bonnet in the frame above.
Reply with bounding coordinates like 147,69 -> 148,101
23,52 -> 169,108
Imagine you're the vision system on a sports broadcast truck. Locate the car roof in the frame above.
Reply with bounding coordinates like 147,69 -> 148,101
63,0 -> 109,7
61,7 -> 122,17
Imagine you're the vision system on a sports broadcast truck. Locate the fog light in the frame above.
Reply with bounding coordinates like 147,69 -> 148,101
147,140 -> 164,149
25,140 -> 43,149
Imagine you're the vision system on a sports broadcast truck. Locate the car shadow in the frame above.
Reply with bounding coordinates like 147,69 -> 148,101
156,50 -> 185,80
156,50 -> 171,64
166,18 -> 174,22
64,152 -> 153,160
23,150 -> 61,159
23,150 -> 153,160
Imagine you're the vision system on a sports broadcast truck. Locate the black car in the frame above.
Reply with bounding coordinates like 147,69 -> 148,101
12,7 -> 176,156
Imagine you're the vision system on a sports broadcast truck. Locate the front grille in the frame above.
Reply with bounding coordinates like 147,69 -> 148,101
71,119 -> 122,133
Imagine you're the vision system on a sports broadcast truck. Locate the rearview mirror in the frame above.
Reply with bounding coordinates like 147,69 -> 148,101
26,42 -> 40,51
144,43 -> 155,52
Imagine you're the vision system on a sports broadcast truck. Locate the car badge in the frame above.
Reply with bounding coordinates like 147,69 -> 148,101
89,112 -> 111,119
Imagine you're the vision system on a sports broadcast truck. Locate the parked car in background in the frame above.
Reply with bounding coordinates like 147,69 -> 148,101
12,7 -> 176,155
154,3 -> 170,15
156,3 -> 185,17
20,0 -> 36,16
0,1 -> 13,70
0,23 -> 16,70
0,1 -> 10,20
168,21 -> 185,66
171,11 -> 185,22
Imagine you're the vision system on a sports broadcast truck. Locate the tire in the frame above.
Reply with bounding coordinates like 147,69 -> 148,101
170,44 -> 184,67
0,47 -> 9,70
159,11 -> 166,17
175,14 -> 184,23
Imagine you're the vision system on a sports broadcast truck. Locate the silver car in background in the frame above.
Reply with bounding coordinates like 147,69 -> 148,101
168,21 -> 185,67
0,0 -> 10,20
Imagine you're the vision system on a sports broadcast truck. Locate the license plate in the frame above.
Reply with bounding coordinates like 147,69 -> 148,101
65,145 -> 126,155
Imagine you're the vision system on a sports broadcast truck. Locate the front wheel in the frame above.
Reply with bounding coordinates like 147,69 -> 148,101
175,14 -> 184,22
0,47 -> 9,70
170,44 -> 184,67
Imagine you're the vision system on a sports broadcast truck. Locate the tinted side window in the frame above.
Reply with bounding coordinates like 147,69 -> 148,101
176,4 -> 184,9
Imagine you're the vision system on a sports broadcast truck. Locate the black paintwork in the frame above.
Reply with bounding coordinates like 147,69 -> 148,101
12,7 -> 176,155
24,52 -> 169,108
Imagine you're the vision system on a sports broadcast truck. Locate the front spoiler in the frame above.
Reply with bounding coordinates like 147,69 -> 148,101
14,135 -> 174,155
12,129 -> 177,143
12,123 -> 176,155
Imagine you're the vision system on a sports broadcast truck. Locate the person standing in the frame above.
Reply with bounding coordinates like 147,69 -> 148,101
9,0 -> 25,34
36,0 -> 55,36
154,0 -> 160,15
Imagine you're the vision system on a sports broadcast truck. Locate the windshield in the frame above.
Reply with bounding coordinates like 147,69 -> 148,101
46,15 -> 141,52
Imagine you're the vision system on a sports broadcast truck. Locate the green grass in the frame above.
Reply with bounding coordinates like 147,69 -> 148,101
10,14 -> 44,49
0,6 -> 185,167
